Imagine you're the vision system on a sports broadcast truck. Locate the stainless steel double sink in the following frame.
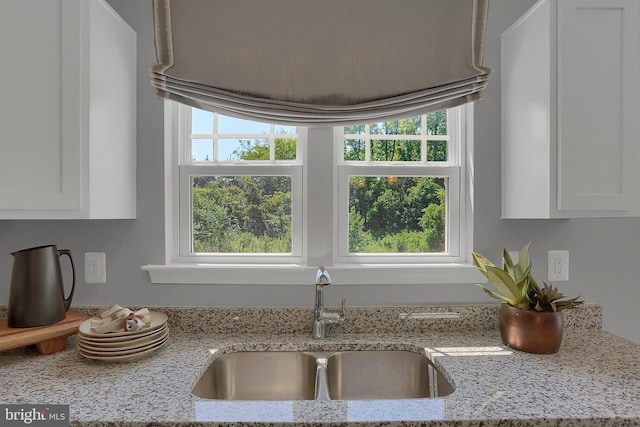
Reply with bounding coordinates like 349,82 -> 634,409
192,350 -> 454,400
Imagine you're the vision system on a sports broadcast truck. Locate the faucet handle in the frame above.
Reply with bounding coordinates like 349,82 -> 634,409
321,296 -> 347,323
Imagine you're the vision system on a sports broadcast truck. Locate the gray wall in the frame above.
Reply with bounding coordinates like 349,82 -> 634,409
1,0 -> 638,343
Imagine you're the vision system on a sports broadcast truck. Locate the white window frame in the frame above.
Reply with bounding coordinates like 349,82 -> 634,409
176,106 -> 304,264
335,109 -> 464,263
142,101 -> 481,285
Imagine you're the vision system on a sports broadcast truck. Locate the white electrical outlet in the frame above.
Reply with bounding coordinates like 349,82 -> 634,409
85,252 -> 107,283
547,250 -> 569,282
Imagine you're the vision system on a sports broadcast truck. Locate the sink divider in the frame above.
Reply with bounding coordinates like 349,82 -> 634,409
314,357 -> 330,401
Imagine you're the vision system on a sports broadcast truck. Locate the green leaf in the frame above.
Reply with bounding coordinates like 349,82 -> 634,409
513,300 -> 531,310
485,266 -> 521,304
502,248 -> 514,270
472,252 -> 496,277
512,261 -> 531,284
474,284 -> 513,304
515,274 -> 532,299
514,242 -> 531,279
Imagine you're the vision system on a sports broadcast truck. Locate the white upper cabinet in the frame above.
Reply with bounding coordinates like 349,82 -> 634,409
0,0 -> 136,219
501,0 -> 640,218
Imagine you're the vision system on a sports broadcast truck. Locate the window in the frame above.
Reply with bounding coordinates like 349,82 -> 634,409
143,102 -> 479,285
176,107 -> 303,264
336,110 -> 462,264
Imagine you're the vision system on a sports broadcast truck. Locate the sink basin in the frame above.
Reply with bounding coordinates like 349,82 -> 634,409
191,351 -> 317,400
192,350 -> 454,400
326,350 -> 454,399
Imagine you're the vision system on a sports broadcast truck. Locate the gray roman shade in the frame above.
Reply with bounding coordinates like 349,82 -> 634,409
151,0 -> 491,126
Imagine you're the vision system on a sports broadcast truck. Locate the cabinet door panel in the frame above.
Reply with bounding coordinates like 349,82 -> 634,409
557,0 -> 640,211
0,0 -> 80,211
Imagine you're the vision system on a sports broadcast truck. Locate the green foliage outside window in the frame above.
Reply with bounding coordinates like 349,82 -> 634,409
347,111 -> 448,253
191,132 -> 296,254
192,175 -> 292,253
230,137 -> 297,161
348,176 -> 446,253
190,111 -> 448,255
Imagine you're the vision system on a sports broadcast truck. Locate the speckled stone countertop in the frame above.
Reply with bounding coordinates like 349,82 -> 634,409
1,304 -> 640,427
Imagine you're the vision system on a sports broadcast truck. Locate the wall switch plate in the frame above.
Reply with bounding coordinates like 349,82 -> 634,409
548,250 -> 569,282
85,252 -> 106,283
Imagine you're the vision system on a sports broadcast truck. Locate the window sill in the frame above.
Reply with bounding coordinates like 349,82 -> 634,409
141,263 -> 484,285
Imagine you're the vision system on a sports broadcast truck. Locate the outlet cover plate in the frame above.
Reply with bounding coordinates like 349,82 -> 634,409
548,250 -> 569,282
85,252 -> 106,283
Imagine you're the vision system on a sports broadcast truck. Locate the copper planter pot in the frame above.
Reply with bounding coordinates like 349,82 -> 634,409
499,304 -> 564,354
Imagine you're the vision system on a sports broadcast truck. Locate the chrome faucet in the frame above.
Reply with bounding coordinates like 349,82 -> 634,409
313,266 -> 346,339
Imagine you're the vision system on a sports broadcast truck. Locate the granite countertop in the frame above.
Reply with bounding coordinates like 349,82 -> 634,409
1,304 -> 639,427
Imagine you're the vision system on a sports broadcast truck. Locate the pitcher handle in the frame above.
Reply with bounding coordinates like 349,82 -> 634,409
57,249 -> 76,311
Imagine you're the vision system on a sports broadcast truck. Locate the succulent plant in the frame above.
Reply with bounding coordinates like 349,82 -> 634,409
529,281 -> 583,312
472,242 -> 583,312
472,242 -> 533,309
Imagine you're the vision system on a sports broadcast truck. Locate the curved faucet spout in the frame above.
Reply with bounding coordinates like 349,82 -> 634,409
315,266 -> 332,286
312,267 -> 346,339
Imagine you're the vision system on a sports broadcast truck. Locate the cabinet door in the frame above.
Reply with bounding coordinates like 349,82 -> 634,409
557,0 -> 640,211
88,0 -> 137,218
0,0 -> 82,211
501,0 -> 553,219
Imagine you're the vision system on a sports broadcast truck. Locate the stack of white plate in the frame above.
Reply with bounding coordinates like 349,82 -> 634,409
77,311 -> 169,361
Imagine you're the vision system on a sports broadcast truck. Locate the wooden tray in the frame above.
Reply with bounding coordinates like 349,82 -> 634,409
0,311 -> 85,355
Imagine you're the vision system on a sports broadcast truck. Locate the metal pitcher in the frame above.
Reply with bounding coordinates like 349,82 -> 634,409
8,244 -> 76,328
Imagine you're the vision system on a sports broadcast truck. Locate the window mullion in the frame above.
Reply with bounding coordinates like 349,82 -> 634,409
213,113 -> 219,161
365,124 -> 371,162
269,123 -> 276,161
306,127 -> 335,267
421,114 -> 427,163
